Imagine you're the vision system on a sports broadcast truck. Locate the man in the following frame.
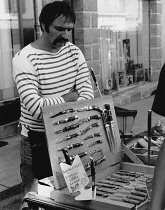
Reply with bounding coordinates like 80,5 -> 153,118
13,1 -> 94,209
149,63 -> 165,210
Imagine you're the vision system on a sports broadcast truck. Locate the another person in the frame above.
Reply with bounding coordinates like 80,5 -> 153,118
12,1 -> 94,209
149,63 -> 165,210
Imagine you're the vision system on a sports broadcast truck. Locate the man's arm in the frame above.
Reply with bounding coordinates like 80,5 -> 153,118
75,50 -> 94,100
13,55 -> 78,120
62,90 -> 79,102
150,140 -> 165,210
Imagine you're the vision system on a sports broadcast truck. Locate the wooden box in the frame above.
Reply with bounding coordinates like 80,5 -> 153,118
126,137 -> 160,166
41,96 -> 154,210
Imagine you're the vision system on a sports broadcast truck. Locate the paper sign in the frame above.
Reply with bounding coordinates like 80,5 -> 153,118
60,155 -> 89,194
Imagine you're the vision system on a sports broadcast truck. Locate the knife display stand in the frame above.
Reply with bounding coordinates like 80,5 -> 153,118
42,96 -> 121,190
40,96 -> 154,210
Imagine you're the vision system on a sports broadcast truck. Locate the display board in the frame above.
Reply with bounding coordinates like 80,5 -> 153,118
42,96 -> 122,190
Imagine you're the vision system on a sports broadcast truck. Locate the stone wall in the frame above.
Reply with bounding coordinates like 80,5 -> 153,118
73,0 -> 100,97
150,0 -> 162,81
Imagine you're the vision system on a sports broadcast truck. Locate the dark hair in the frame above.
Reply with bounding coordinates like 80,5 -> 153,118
39,1 -> 76,33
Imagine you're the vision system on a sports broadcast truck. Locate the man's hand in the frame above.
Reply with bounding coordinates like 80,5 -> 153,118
62,90 -> 79,102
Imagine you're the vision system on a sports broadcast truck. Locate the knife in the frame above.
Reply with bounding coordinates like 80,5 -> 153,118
83,132 -> 102,140
98,188 -> 145,202
55,115 -> 101,134
56,132 -> 80,143
104,104 -> 117,148
87,139 -> 103,147
78,105 -> 101,112
106,177 -> 130,185
61,151 -> 88,163
117,189 -> 147,198
101,109 -> 113,151
90,157 -> 96,194
109,196 -> 140,205
94,156 -> 106,166
58,142 -> 83,151
116,193 -> 145,202
111,173 -> 135,181
80,122 -> 100,135
53,115 -> 78,125
91,148 -> 103,156
50,108 -> 75,118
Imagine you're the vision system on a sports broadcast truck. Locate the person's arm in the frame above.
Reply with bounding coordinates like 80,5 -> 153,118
75,50 -> 94,100
13,54 -> 78,120
62,89 -> 79,102
149,140 -> 165,210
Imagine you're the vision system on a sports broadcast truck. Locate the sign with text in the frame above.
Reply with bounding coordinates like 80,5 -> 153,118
60,155 -> 89,194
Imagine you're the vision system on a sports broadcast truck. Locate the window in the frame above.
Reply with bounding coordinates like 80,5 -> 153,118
0,0 -> 35,101
98,0 -> 150,92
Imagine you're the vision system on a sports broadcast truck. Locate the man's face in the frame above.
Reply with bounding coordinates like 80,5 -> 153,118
46,15 -> 74,49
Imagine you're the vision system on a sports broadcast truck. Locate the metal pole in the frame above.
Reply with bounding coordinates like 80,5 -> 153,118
17,0 -> 24,49
33,0 -> 42,40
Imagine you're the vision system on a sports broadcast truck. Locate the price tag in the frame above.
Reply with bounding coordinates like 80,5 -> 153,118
60,155 -> 89,194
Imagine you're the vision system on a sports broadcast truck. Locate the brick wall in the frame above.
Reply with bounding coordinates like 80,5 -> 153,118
150,0 -> 162,81
73,0 -> 100,97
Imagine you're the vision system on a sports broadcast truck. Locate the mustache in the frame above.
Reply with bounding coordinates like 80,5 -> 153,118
53,37 -> 69,44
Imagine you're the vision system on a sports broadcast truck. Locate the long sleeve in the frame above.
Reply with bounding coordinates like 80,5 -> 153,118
76,50 -> 94,100
12,43 -> 94,131
13,54 -> 65,121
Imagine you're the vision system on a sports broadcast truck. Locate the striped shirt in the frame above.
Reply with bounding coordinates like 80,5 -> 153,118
13,42 -> 94,134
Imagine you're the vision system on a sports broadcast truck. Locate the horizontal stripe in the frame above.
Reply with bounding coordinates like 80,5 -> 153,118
13,42 -> 94,131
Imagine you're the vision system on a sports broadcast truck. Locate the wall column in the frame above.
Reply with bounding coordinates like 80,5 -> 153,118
73,0 -> 100,97
150,0 -> 162,81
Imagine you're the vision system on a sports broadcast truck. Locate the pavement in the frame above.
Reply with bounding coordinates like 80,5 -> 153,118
0,81 -> 161,209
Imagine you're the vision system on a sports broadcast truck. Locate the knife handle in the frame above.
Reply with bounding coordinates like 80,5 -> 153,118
62,148 -> 71,165
89,114 -> 101,120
